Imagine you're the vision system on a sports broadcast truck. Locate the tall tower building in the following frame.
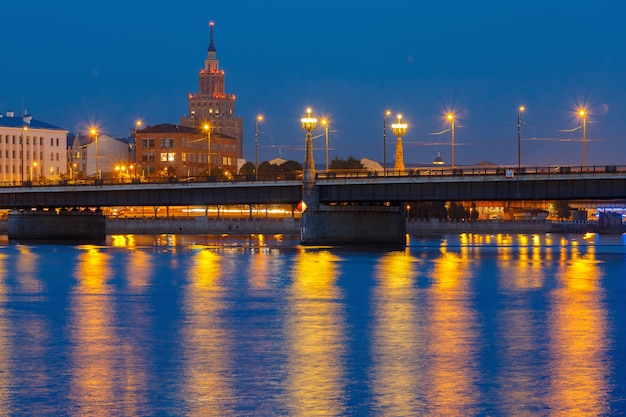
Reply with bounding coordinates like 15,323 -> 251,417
180,22 -> 244,159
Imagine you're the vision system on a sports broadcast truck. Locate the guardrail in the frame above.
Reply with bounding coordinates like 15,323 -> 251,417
316,164 -> 625,179
1,164 -> 624,188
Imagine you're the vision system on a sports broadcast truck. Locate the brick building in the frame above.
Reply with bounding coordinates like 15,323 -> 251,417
135,123 -> 237,178
179,22 -> 244,160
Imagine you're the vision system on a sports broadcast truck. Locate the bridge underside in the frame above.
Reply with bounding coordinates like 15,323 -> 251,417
319,177 -> 626,203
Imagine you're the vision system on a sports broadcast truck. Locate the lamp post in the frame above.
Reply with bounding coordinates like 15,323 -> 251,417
579,109 -> 587,169
517,106 -> 525,173
391,114 -> 407,174
203,123 -> 211,176
300,107 -> 318,184
90,127 -> 99,180
321,118 -> 329,172
20,126 -> 28,184
383,110 -> 391,176
30,161 -> 37,182
255,115 -> 263,179
447,113 -> 456,169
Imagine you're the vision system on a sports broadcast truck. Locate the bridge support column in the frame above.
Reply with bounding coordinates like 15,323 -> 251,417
598,212 -> 624,234
301,202 -> 406,245
8,209 -> 106,241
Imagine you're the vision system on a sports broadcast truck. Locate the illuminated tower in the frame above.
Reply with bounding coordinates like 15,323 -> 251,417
180,22 -> 244,159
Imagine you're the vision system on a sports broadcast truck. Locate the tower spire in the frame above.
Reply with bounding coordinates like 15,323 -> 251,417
208,21 -> 216,52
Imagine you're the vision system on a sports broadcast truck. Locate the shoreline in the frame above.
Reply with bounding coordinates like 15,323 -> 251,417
0,217 -> 622,237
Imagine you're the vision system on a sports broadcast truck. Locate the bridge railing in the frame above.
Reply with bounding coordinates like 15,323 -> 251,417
1,164 -> 624,189
315,164 -> 625,179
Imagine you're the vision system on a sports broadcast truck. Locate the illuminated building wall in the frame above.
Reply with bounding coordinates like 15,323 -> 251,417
135,123 -> 238,177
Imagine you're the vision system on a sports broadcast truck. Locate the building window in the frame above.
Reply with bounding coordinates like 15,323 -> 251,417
160,152 -> 176,162
160,138 -> 174,148
141,138 -> 155,148
51,153 -> 54,161
141,153 -> 155,163
56,138 -> 59,146
51,138 -> 54,146
40,137 -> 43,146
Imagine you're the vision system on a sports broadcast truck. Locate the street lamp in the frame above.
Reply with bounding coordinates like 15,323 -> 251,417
20,126 -> 28,184
90,127 -> 99,180
321,118 -> 329,172
518,106 -> 525,173
255,115 -> 263,179
578,108 -> 587,168
30,161 -> 38,182
391,114 -> 407,174
301,107 -> 318,184
203,123 -> 211,176
447,113 -> 456,169
383,110 -> 391,176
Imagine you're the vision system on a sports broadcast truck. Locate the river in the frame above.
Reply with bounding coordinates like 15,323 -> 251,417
0,232 -> 624,415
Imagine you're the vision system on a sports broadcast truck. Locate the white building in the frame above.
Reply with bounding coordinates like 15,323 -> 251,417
0,111 -> 67,184
69,133 -> 131,179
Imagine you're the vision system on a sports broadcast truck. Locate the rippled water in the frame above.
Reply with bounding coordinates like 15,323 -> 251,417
1,232 -> 625,416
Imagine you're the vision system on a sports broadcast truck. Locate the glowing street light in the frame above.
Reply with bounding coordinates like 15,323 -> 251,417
321,118 -> 329,172
518,106 -> 525,172
301,107 -> 318,184
89,127 -> 99,180
383,110 -> 391,176
255,115 -> 263,179
30,161 -> 38,182
391,114 -> 407,174
447,113 -> 456,169
203,123 -> 211,176
578,108 -> 587,168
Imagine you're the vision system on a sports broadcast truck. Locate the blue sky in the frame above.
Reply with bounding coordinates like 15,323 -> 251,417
2,0 -> 625,166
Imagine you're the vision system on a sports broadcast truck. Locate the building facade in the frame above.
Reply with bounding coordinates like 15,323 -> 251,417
68,133 -> 131,179
180,22 -> 244,159
0,111 -> 67,184
135,123 -> 238,178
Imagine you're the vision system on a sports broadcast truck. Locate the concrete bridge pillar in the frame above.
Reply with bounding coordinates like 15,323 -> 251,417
8,209 -> 106,241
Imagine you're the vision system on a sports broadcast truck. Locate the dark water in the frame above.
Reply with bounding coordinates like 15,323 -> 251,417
1,232 -> 625,416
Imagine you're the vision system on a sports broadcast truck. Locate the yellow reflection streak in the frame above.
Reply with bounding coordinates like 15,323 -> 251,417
548,245 -> 609,415
286,249 -> 346,416
371,251 -> 422,414
0,253 -> 10,409
426,246 -> 478,414
183,250 -> 232,416
69,246 -> 116,415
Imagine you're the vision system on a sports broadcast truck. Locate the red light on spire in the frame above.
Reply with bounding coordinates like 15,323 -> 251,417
209,21 -> 214,27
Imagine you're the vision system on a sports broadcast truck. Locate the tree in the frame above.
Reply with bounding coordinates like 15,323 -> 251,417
329,156 -> 364,170
552,200 -> 571,220
448,201 -> 470,220
239,162 -> 255,175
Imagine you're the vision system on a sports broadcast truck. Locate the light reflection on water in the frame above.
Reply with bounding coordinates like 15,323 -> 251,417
0,233 -> 623,415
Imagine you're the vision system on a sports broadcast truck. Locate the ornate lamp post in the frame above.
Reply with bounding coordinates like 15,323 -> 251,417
517,106 -> 525,172
321,118 -> 329,172
301,107 -> 318,184
447,113 -> 456,169
255,115 -> 263,179
383,110 -> 391,176
391,114 -> 407,174
90,127 -> 99,180
578,108 -> 587,168
203,123 -> 211,176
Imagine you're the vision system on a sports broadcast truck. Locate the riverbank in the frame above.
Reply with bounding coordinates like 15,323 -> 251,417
1,217 -> 619,236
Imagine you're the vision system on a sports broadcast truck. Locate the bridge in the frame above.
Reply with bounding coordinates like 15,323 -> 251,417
1,165 -> 625,209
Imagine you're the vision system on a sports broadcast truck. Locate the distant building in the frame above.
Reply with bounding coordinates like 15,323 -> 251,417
68,133 -> 131,179
180,22 -> 244,160
0,110 -> 67,184
135,123 -> 238,178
